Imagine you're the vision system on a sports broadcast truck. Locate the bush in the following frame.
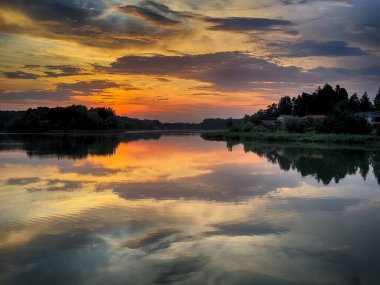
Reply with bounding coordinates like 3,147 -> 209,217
316,114 -> 372,134
252,125 -> 270,132
242,121 -> 254,132
377,126 -> 380,136
283,117 -> 306,133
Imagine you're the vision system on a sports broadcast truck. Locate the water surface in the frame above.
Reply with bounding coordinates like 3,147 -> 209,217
1,133 -> 380,285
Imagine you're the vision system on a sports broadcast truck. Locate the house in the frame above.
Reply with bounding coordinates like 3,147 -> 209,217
261,120 -> 278,128
276,115 -> 294,123
301,115 -> 326,120
354,112 -> 380,125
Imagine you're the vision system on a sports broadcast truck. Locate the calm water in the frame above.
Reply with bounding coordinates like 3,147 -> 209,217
1,133 -> 380,285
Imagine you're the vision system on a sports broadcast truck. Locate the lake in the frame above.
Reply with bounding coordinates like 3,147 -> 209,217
1,133 -> 380,285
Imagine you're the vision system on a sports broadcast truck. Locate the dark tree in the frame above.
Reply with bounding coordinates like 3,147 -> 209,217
293,92 -> 314,116
315,84 -> 336,114
359,92 -> 373,112
278,96 -> 292,115
374,87 -> 380,111
348,93 -> 360,112
265,103 -> 279,119
335,85 -> 349,102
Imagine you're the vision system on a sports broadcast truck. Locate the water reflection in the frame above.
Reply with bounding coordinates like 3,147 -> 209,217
225,141 -> 380,186
0,134 -> 380,285
0,133 -> 162,159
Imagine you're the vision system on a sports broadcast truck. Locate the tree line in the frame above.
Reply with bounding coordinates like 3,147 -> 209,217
0,105 -> 241,132
242,84 -> 380,134
247,84 -> 380,122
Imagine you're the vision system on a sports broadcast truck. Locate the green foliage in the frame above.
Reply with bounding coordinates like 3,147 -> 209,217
248,84 -> 380,123
242,121 -> 254,132
4,105 -> 124,133
283,117 -> 311,133
316,111 -> 372,134
227,117 -> 240,132
202,131 -> 379,146
244,83 -> 380,135
252,125 -> 270,132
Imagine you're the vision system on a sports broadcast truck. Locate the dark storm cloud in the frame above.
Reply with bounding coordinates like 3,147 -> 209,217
0,80 -> 119,102
272,41 -> 368,57
205,17 -> 293,32
2,71 -> 39,79
108,51 -> 380,92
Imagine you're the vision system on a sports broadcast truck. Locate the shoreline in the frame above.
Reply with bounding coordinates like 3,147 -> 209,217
201,131 -> 380,146
0,129 -> 224,135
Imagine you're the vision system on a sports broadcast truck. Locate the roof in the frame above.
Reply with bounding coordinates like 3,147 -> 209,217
277,115 -> 294,120
354,112 -> 380,118
301,115 -> 326,120
261,120 -> 278,126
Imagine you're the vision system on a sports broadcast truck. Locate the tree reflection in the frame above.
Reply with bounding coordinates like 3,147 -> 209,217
0,133 -> 161,159
240,143 -> 379,185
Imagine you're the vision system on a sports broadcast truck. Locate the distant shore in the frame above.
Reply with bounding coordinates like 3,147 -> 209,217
201,131 -> 380,146
0,129 -> 224,135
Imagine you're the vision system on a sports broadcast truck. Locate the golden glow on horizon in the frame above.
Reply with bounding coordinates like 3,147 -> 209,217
0,0 -> 377,121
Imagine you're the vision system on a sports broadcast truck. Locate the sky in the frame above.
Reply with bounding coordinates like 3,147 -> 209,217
0,0 -> 379,122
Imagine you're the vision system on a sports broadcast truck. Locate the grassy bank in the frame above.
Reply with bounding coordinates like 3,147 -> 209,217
202,130 -> 380,145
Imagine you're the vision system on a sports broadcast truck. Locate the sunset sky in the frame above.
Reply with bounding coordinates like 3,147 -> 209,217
0,0 -> 379,122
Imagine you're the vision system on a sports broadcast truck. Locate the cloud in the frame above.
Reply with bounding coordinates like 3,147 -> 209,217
0,0 -> 105,23
272,40 -> 368,57
0,0 -> 159,48
119,5 -> 180,26
279,0 -> 352,6
108,51 -> 304,91
2,71 -> 39,79
207,222 -> 288,236
154,256 -> 206,284
120,227 -> 180,249
43,65 -> 87,77
107,51 -> 380,92
6,177 -> 39,186
99,163 -> 300,202
56,80 -> 119,94
0,80 -> 119,102
205,17 -> 293,32
3,65 -> 89,79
